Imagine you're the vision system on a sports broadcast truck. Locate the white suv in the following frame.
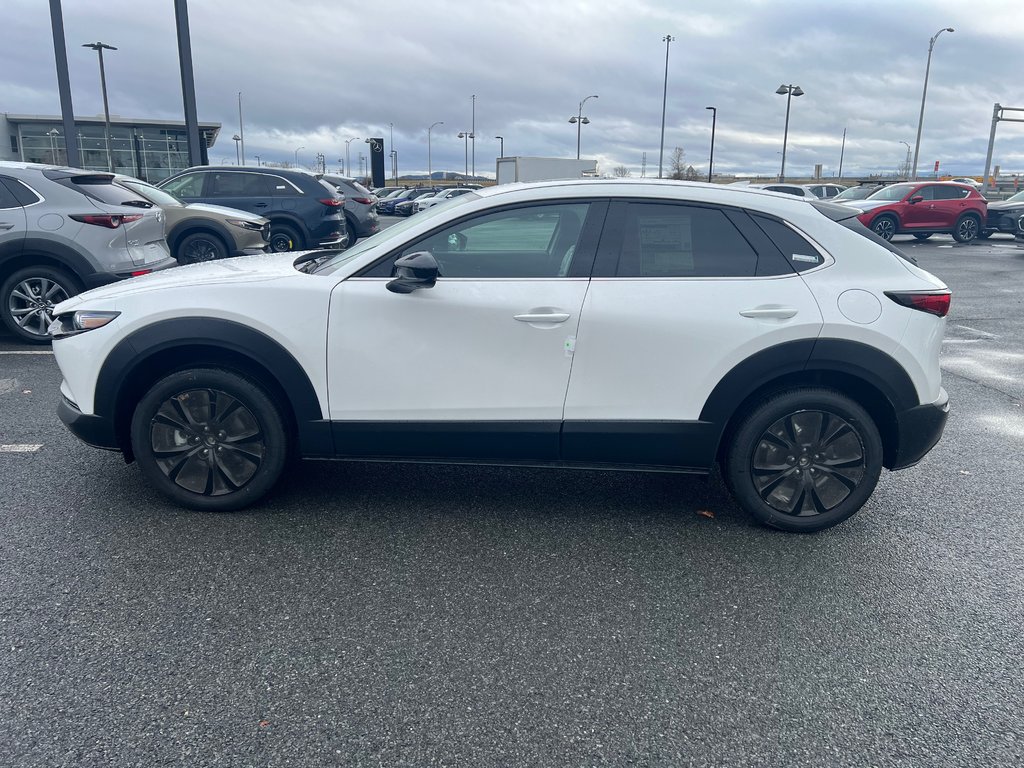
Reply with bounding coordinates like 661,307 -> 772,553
50,180 -> 950,532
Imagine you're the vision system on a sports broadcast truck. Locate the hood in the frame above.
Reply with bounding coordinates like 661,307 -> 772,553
185,202 -> 268,222
55,251 -> 306,311
987,200 -> 1024,212
842,200 -> 893,213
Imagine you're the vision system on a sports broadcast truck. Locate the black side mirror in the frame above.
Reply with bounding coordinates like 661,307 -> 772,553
387,251 -> 439,294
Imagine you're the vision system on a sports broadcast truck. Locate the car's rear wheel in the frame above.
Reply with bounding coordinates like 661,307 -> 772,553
344,218 -> 357,247
724,388 -> 883,532
1,266 -> 79,344
130,368 -> 288,511
913,233 -> 932,241
870,215 -> 898,241
268,224 -> 302,252
952,214 -> 980,243
177,231 -> 228,264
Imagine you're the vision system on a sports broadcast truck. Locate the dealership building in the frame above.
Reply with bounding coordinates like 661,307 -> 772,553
0,113 -> 220,183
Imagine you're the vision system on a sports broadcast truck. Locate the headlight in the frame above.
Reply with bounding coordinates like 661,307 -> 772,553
227,218 -> 265,231
49,310 -> 120,339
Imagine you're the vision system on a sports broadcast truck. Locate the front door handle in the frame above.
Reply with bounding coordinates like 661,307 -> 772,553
740,305 -> 798,319
254,202 -> 269,208
0,223 -> 15,231
514,312 -> 571,323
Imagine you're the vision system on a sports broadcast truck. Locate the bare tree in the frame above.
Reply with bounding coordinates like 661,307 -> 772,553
613,165 -> 631,177
669,147 -> 687,180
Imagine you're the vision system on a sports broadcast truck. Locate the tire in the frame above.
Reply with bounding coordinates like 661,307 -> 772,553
723,388 -> 883,533
130,368 -> 289,511
952,214 -> 980,243
268,224 -> 302,253
913,233 -> 932,241
1,266 -> 80,344
344,217 -> 357,248
176,231 -> 229,264
870,215 -> 898,241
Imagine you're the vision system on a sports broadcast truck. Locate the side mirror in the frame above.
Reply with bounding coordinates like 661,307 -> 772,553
387,251 -> 439,294
909,195 -> 923,204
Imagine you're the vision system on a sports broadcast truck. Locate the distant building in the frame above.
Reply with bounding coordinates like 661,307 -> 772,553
0,113 -> 220,183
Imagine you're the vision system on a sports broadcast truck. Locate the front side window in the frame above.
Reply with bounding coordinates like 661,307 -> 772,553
912,186 -> 937,201
366,202 -> 590,279
867,183 -> 916,202
614,203 -> 759,278
161,172 -> 204,198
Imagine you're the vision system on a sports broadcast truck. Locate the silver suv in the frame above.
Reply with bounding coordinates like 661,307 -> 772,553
0,162 -> 174,343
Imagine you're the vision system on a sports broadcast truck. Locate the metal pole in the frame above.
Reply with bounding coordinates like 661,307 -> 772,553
912,28 -> 953,181
174,0 -> 203,167
705,106 -> 716,183
428,121 -> 443,182
982,103 -> 1000,192
780,89 -> 793,183
576,103 -> 582,160
471,94 -> 475,178
838,127 -> 846,178
658,34 -> 674,178
88,44 -> 116,172
238,91 -> 245,165
48,0 -> 80,168
496,136 -> 504,157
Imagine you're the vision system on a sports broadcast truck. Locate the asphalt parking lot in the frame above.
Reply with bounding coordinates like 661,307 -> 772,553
2,234 -> 1022,767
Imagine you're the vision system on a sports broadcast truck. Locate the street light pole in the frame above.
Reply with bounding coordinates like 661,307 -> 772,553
83,41 -> 117,172
294,145 -> 303,167
658,34 -> 674,178
775,83 -> 804,183
471,94 -> 475,178
838,127 -> 847,178
47,128 -> 60,164
705,106 -> 716,183
428,121 -> 443,182
344,137 -> 361,177
495,135 -> 504,158
237,91 -> 245,165
232,134 -> 240,164
899,140 -> 912,178
912,27 -> 954,180
457,132 -> 474,177
569,94 -> 598,160
254,154 -> 260,166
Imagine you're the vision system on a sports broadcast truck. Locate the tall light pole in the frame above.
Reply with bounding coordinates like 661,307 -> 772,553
899,140 -> 912,178
294,145 -> 303,167
838,127 -> 847,178
232,134 -> 241,164
705,106 -> 716,183
658,34 -> 674,178
471,94 -> 476,178
427,121 -> 443,182
457,131 -> 474,177
344,137 -> 361,177
569,94 -> 598,160
254,154 -> 261,166
47,128 -> 61,164
237,91 -> 245,165
495,135 -> 504,158
82,41 -> 117,172
912,27 -> 954,180
775,83 -> 804,183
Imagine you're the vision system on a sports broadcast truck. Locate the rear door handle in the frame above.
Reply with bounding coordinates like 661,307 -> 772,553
254,203 -> 269,208
0,223 -> 15,231
514,312 -> 571,323
740,305 -> 798,319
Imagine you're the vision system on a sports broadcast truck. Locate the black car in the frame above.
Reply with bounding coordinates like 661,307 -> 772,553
392,188 -> 441,216
981,189 -> 1024,238
159,166 -> 348,252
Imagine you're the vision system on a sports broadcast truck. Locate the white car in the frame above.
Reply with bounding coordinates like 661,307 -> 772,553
418,187 -> 477,212
50,180 -> 950,532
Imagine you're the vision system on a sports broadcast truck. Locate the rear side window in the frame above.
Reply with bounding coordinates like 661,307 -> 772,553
161,173 -> 204,197
933,185 -> 970,200
64,176 -> 152,206
0,178 -> 20,209
615,203 -> 758,278
6,180 -> 42,206
208,172 -> 271,197
268,176 -> 301,196
752,215 -> 824,272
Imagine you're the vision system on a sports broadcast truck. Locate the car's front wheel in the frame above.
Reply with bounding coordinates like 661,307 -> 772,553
268,224 -> 302,253
724,388 -> 883,532
1,266 -> 80,344
130,368 -> 288,511
177,231 -> 229,264
952,214 -> 980,243
870,215 -> 898,241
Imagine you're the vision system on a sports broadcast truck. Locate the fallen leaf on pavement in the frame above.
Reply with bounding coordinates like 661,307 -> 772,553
696,509 -> 715,519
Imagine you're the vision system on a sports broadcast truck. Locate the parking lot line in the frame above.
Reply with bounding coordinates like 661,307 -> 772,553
0,350 -> 54,355
0,444 -> 43,452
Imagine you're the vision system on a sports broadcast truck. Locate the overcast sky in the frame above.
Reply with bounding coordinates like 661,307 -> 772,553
4,0 -> 1024,179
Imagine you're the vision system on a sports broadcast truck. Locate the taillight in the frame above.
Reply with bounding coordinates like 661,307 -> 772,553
70,213 -> 144,229
318,198 -> 344,207
885,291 -> 951,317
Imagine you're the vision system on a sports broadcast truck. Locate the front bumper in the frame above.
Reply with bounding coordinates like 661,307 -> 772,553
890,388 -> 949,470
58,396 -> 120,452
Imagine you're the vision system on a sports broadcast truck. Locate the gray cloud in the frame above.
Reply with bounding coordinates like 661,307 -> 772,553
3,0 -> 1023,178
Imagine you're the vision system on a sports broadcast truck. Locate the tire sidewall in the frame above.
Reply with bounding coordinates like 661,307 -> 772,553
952,214 -> 979,243
130,368 -> 288,511
0,265 -> 80,343
177,231 -> 228,264
725,388 -> 883,533
871,215 -> 897,241
268,224 -> 301,252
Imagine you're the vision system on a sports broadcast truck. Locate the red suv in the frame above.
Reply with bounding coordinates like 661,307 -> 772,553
848,181 -> 987,242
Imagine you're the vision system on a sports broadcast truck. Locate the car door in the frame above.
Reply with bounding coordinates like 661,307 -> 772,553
562,200 -> 824,467
205,171 -> 273,215
902,185 -> 938,229
326,200 -> 605,461
0,178 -> 27,261
931,185 -> 972,229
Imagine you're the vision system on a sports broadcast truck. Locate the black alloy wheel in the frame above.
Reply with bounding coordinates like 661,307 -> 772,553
1,266 -> 77,344
131,368 -> 288,511
177,232 -> 228,264
725,388 -> 882,532
871,215 -> 897,241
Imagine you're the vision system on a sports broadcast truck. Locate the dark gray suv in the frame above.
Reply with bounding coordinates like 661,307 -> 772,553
159,167 -> 348,252
320,174 -> 380,244
0,162 -> 174,343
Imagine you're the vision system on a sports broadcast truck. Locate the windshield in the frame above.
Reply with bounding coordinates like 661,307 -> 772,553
1003,190 -> 1024,203
313,192 -> 480,275
834,186 -> 875,201
866,184 -> 915,202
120,179 -> 184,207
